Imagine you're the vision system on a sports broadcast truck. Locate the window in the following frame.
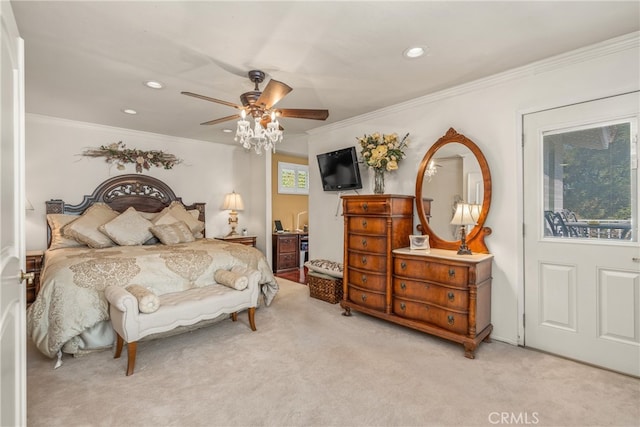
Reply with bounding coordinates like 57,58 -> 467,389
542,120 -> 636,241
278,162 -> 309,195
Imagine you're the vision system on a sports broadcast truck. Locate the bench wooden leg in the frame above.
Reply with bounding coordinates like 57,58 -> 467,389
231,312 -> 238,322
126,341 -> 137,376
114,334 -> 124,359
248,307 -> 256,331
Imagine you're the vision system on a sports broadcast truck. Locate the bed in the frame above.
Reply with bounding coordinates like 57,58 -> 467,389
27,174 -> 278,359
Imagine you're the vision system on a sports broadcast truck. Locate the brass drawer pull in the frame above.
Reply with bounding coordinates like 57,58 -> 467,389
362,219 -> 368,228
447,292 -> 454,302
448,269 -> 455,278
361,238 -> 367,247
361,294 -> 367,302
400,302 -> 406,311
400,261 -> 407,270
361,275 -> 367,283
362,202 -> 368,211
400,282 -> 406,290
361,256 -> 368,265
448,315 -> 455,325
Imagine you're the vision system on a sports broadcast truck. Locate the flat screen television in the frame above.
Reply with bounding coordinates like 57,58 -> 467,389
316,146 -> 363,191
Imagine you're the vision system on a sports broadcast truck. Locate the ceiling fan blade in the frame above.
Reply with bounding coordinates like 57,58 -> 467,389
200,113 -> 241,126
255,79 -> 292,110
277,108 -> 329,120
181,91 -> 243,110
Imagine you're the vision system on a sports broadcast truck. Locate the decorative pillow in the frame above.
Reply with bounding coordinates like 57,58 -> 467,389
98,207 -> 153,246
125,284 -> 160,313
62,203 -> 118,249
150,221 -> 195,245
304,259 -> 344,278
187,209 -> 204,238
167,202 -> 205,237
231,265 -> 261,289
47,214 -> 86,250
214,269 -> 248,291
138,211 -> 158,221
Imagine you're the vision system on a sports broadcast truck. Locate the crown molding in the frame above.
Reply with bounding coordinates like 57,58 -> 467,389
309,31 -> 639,135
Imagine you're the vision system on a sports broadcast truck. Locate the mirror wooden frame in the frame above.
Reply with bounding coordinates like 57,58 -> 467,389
415,127 -> 492,253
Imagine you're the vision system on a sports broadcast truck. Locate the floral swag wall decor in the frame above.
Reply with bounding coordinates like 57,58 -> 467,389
81,141 -> 182,173
357,132 -> 409,194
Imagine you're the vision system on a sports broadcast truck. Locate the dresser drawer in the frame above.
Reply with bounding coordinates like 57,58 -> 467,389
393,278 -> 468,311
348,251 -> 387,272
347,217 -> 387,235
349,268 -> 386,292
394,257 -> 468,288
277,236 -> 298,252
348,285 -> 386,311
344,199 -> 391,215
348,234 -> 387,254
277,252 -> 297,269
393,298 -> 468,335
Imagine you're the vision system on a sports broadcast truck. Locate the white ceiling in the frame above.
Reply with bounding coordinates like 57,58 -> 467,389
11,1 -> 640,154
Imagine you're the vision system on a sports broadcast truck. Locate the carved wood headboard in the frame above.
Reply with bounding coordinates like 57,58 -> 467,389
45,174 -> 205,247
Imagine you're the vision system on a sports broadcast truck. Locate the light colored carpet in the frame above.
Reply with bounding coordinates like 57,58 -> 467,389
27,278 -> 639,427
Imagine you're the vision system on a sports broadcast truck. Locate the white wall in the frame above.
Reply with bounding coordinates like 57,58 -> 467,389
25,114 -> 269,252
307,33 -> 640,345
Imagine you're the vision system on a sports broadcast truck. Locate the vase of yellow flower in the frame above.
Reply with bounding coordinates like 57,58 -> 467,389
357,132 -> 409,194
373,169 -> 385,194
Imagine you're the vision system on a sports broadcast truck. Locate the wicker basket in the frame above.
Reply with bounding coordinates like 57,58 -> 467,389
307,271 -> 343,304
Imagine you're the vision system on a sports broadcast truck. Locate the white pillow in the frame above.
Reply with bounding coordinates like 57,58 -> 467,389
150,221 -> 195,245
167,202 -> 204,237
99,207 -> 153,246
62,203 -> 118,249
125,284 -> 160,313
214,269 -> 248,291
47,214 -> 85,250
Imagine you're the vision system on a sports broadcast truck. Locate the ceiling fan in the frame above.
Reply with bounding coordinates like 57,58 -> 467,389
181,70 -> 329,129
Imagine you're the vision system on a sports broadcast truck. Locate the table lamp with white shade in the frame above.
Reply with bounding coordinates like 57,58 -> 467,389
222,191 -> 244,237
450,202 -> 476,255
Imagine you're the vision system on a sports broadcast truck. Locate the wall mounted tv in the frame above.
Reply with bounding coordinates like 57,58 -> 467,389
316,146 -> 363,191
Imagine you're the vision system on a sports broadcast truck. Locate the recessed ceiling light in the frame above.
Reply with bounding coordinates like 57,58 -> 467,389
222,128 -> 233,133
403,46 -> 427,59
122,108 -> 137,115
144,80 -> 164,89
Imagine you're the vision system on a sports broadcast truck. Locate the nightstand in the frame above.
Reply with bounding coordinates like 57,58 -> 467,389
215,235 -> 257,247
25,250 -> 44,305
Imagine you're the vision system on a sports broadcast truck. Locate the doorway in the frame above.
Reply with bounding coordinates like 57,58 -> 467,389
523,92 -> 639,376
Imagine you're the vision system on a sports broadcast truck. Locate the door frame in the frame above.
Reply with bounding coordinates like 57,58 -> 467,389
516,90 -> 640,347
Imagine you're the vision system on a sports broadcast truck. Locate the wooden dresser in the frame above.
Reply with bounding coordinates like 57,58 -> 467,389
341,195 -> 414,315
392,248 -> 493,358
272,232 -> 307,273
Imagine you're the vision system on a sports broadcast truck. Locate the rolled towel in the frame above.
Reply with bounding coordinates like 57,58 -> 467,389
214,269 -> 249,291
125,284 -> 160,313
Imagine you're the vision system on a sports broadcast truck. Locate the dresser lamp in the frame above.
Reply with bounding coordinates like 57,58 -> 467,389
450,202 -> 476,255
222,191 -> 244,237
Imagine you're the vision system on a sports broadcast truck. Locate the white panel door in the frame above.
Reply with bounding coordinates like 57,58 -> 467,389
524,92 -> 640,377
0,1 -> 26,424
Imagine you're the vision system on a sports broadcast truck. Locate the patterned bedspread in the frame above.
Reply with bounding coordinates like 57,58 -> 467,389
27,239 -> 278,358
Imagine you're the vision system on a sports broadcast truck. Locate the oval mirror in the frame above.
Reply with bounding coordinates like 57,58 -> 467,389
415,128 -> 492,253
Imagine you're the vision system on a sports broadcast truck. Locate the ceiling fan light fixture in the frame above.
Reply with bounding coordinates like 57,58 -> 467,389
403,46 -> 427,58
235,115 -> 283,155
144,80 -> 164,89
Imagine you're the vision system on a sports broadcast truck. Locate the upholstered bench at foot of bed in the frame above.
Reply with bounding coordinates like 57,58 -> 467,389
105,280 -> 259,376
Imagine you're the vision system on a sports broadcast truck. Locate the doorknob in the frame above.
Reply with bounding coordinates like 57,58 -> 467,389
20,270 -> 34,285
